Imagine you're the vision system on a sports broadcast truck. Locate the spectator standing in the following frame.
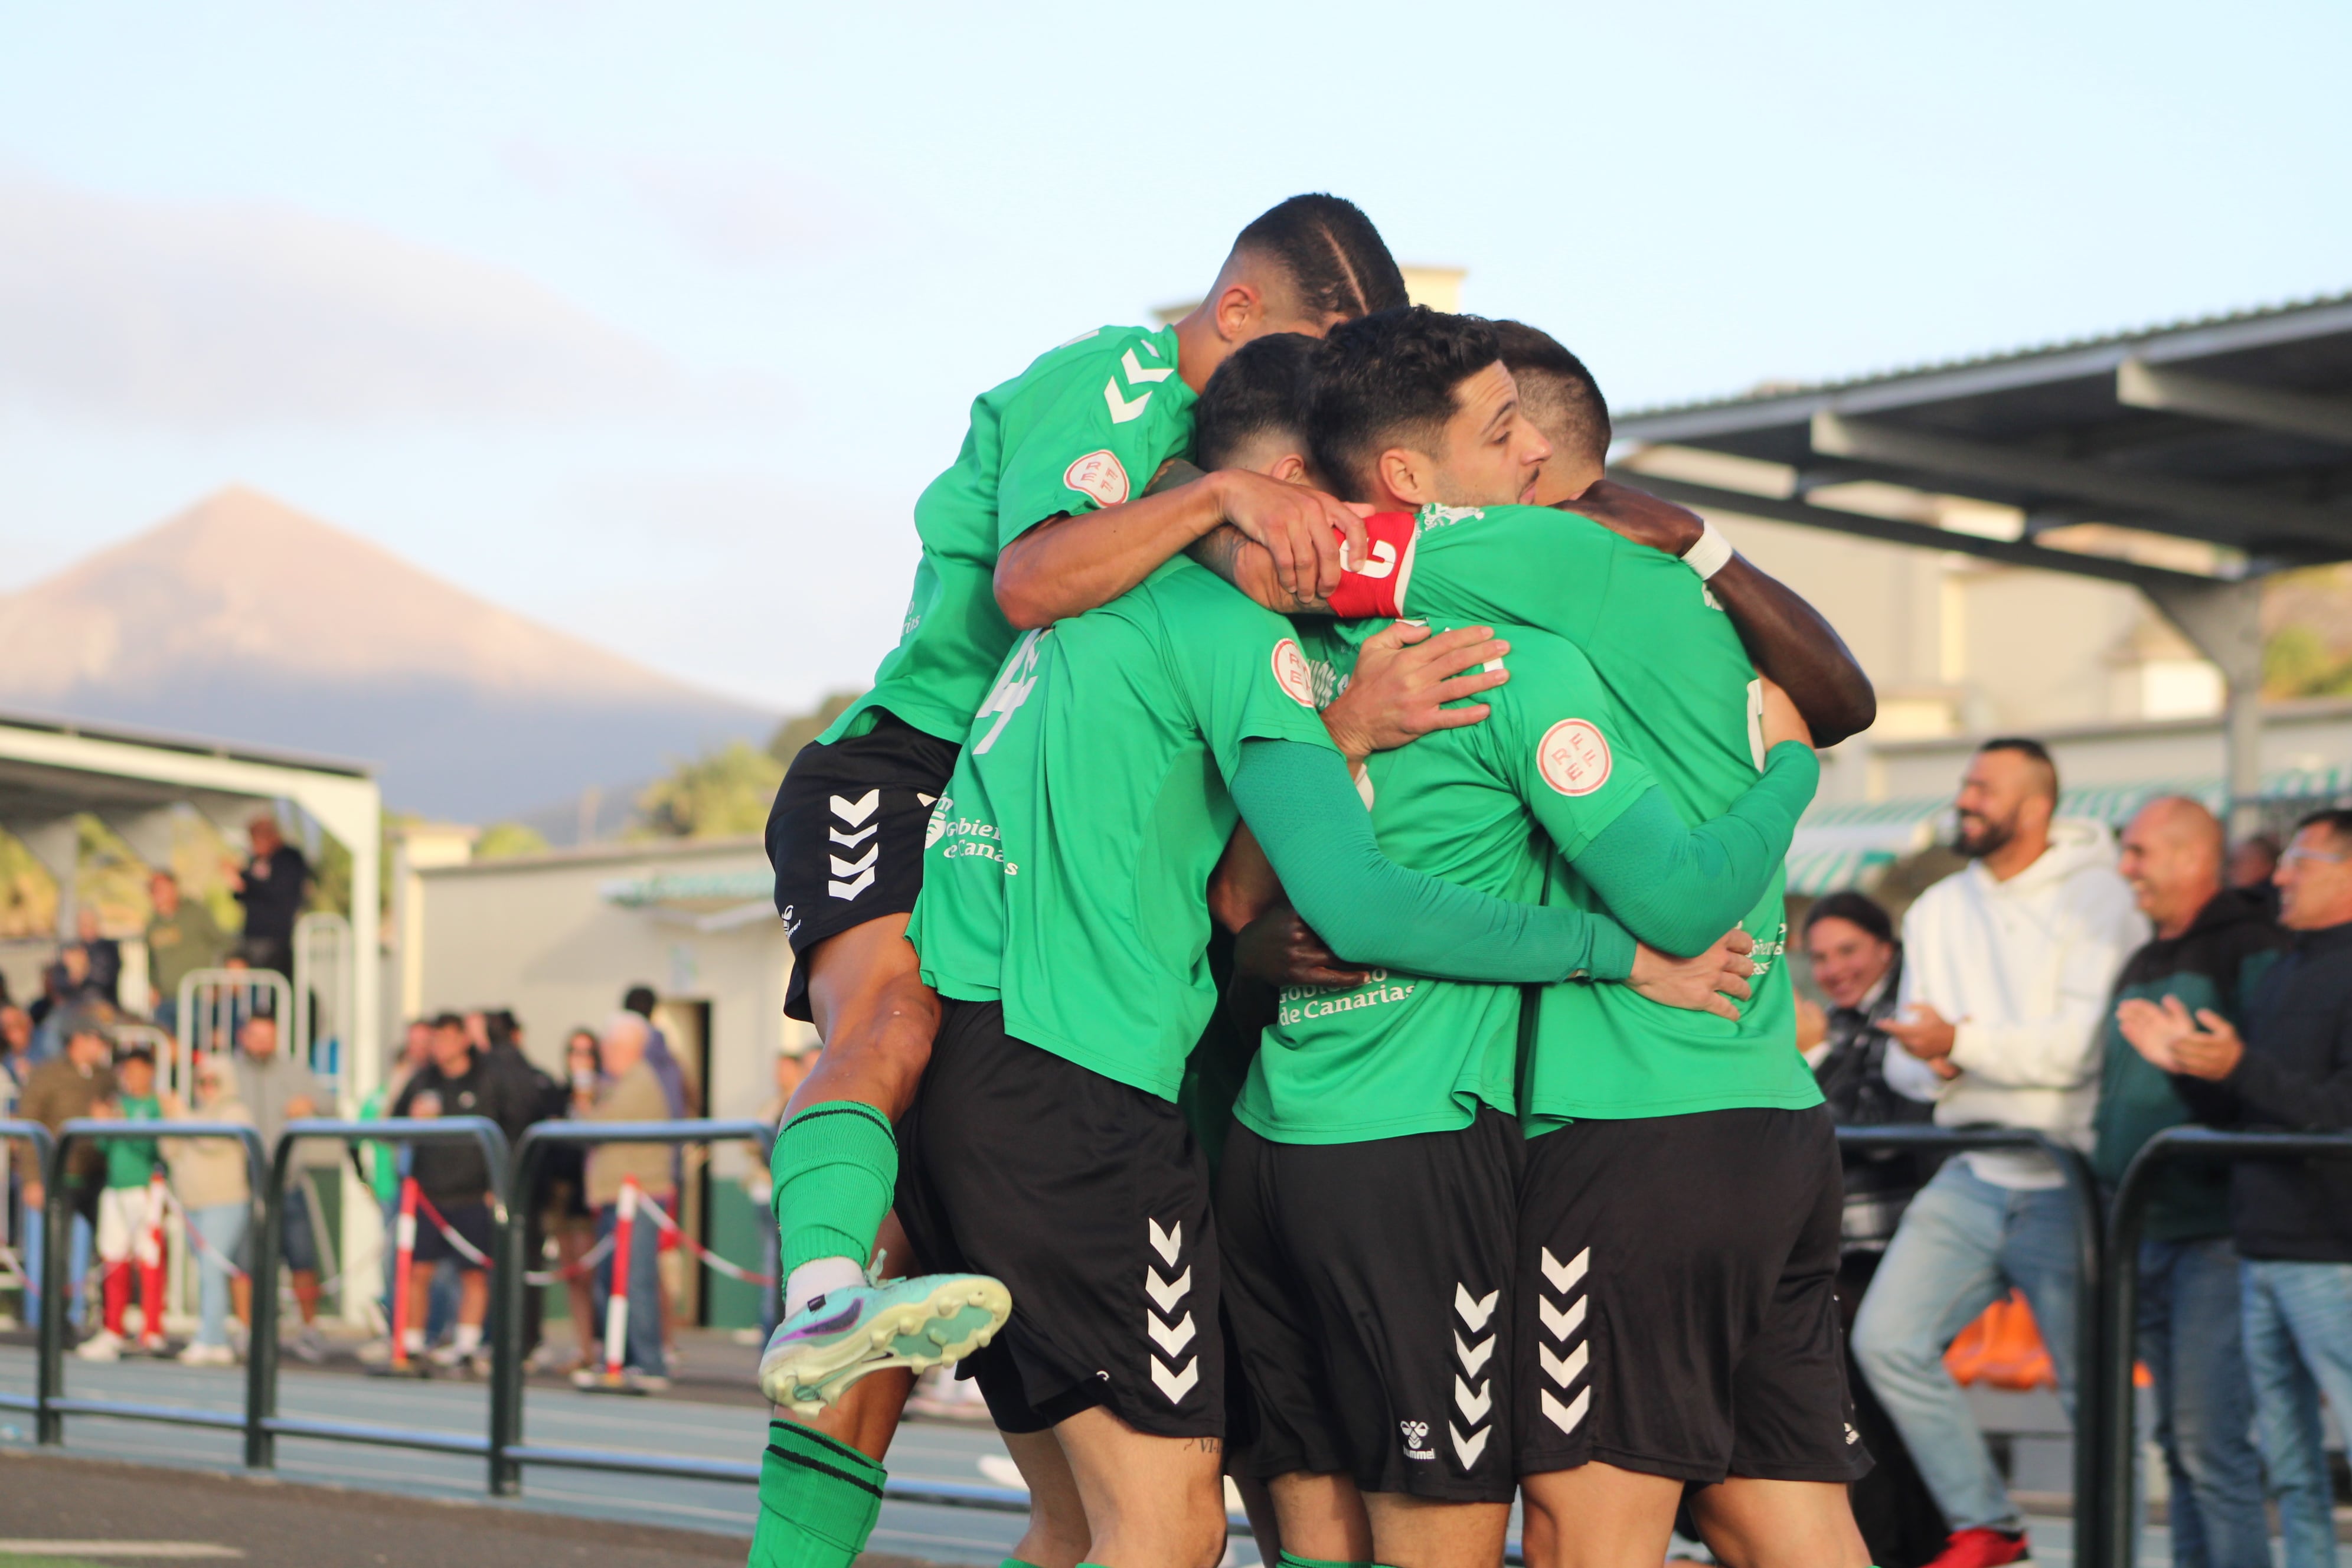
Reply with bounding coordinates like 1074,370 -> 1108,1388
228,814 -> 309,976
2226,832 -> 2280,891
1796,891 -> 1945,1568
15,1023 -> 117,1334
0,1005 -> 27,1110
574,1012 -> 675,1390
2091,798 -> 2279,1568
231,1012 -> 332,1361
2119,807 -> 2352,1568
75,910 -> 122,1008
1852,738 -> 2148,1568
746,1035 -> 821,1337
159,1054 -> 254,1366
526,1027 -> 606,1373
79,1046 -> 166,1361
145,871 -> 229,1037
388,1014 -> 511,1371
357,1019 -> 433,1353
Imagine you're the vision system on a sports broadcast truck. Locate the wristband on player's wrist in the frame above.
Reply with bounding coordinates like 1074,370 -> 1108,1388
1682,520 -> 1734,581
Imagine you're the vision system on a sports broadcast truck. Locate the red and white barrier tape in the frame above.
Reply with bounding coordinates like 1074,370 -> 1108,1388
641,1193 -> 773,1285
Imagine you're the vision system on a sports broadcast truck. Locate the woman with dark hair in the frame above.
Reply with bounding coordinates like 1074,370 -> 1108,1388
1799,890 -> 1946,1567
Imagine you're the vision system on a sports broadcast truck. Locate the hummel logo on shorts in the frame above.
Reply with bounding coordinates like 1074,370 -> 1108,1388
1144,1218 -> 1197,1403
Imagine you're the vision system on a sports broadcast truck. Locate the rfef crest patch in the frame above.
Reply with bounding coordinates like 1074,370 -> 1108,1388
1063,450 -> 1130,507
1272,639 -> 1317,707
1537,718 -> 1612,796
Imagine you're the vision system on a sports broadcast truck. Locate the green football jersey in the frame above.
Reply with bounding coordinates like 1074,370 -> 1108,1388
825,324 -> 1198,747
1237,619 -> 1658,1145
1399,504 -> 1822,1125
907,556 -> 1338,1101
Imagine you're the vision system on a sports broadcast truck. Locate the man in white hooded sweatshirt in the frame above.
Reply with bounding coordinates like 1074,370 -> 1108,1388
1850,737 -> 2146,1568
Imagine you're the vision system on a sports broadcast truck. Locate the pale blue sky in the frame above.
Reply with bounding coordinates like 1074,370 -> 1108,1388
1,1 -> 2345,711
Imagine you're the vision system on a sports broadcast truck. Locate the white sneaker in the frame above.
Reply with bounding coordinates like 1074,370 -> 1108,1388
355,1338 -> 392,1367
427,1340 -> 486,1373
629,1371 -> 672,1392
76,1329 -> 124,1362
290,1325 -> 329,1364
177,1341 -> 237,1367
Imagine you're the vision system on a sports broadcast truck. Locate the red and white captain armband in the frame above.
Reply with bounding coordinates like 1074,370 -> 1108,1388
1324,511 -> 1419,619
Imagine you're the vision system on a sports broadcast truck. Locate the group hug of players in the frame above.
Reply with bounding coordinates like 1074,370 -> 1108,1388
750,195 -> 1890,1568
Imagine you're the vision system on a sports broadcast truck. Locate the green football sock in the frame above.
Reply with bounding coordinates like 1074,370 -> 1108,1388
771,1102 -> 897,1279
1276,1554 -> 1374,1568
998,1560 -> 1045,1568
750,1419 -> 885,1568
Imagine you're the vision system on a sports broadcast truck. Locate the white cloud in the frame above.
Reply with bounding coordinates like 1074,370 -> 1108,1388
0,174 -> 684,426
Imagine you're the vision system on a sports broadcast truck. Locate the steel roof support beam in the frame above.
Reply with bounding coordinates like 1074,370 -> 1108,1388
1605,471 -> 2223,593
2116,358 -> 2352,447
2139,577 -> 2266,834
1810,411 -> 2352,554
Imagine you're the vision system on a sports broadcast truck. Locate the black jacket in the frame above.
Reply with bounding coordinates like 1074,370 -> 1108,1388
1811,950 -> 1935,1250
391,1052 -> 526,1207
234,844 -> 312,943
2180,919 -> 2352,1263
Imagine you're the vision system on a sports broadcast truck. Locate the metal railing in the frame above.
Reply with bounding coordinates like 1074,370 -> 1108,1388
488,1118 -> 773,1494
1835,1123 -> 2108,1568
0,1119 -> 55,1429
2093,1125 -> 2352,1568
244,1116 -> 509,1470
32,1119 -> 268,1446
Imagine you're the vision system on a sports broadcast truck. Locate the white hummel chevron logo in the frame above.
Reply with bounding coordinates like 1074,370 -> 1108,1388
1453,1283 -> 1498,1331
1151,1355 -> 1198,1402
1122,347 -> 1174,385
1541,1246 -> 1589,1294
1454,1377 -> 1491,1423
1539,1295 -> 1587,1341
1450,1424 -> 1489,1466
1146,1310 -> 1196,1357
828,846 -> 878,878
916,793 -> 936,807
828,870 -> 876,900
1144,1266 -> 1190,1314
1103,377 -> 1152,423
828,824 -> 877,848
1454,1331 -> 1494,1376
1541,1387 -> 1590,1435
829,790 -> 880,827
1148,1219 -> 1182,1267
1540,1341 -> 1589,1387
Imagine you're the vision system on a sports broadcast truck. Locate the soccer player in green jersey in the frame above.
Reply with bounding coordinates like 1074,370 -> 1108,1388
887,508 -> 1754,1568
1265,309 -> 1871,1568
753,197 -> 1415,1568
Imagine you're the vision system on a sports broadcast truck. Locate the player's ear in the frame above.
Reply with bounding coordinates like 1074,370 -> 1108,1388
1377,446 -> 1433,506
1213,280 -> 1263,343
1269,452 -> 1312,486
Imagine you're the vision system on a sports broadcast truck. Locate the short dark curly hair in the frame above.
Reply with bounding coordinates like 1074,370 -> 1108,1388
1233,194 -> 1410,323
1193,333 -> 1317,472
1304,306 -> 1501,499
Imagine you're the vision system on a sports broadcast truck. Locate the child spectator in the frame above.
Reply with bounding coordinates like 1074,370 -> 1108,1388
80,1046 -> 166,1360
161,1054 -> 254,1364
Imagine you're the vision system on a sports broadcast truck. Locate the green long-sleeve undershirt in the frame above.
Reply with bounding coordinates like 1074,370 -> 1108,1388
1228,739 -> 1637,984
1569,739 -> 1819,958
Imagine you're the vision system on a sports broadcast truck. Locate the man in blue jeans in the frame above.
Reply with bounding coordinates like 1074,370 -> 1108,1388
2121,805 -> 2352,1568
1854,739 -> 2147,1568
2092,797 -> 2281,1568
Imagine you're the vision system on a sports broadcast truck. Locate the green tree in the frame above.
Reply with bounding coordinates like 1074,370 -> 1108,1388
636,740 -> 786,839
2265,624 -> 2352,699
768,691 -> 863,768
475,821 -> 553,860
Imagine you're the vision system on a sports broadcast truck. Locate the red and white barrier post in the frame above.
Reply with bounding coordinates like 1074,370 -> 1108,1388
599,1177 -> 640,1381
389,1177 -> 419,1371
138,1171 -> 167,1349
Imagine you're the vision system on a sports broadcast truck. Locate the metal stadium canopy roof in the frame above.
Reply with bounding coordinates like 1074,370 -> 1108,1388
1606,290 -> 2352,822
1613,290 -> 2352,588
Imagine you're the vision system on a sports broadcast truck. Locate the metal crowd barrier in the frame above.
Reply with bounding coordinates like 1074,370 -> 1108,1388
2093,1125 -> 2352,1568
488,1118 -> 773,1494
34,1119 -> 268,1446
245,1116 -> 509,1470
1834,1123 -> 2108,1568
0,1119 -> 55,1432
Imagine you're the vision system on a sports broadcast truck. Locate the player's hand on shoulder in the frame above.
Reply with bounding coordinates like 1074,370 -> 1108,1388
1627,928 -> 1756,1021
1758,674 -> 1813,753
1561,478 -> 1706,557
1321,622 -> 1509,762
1210,469 -> 1368,609
1235,904 -> 1368,991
